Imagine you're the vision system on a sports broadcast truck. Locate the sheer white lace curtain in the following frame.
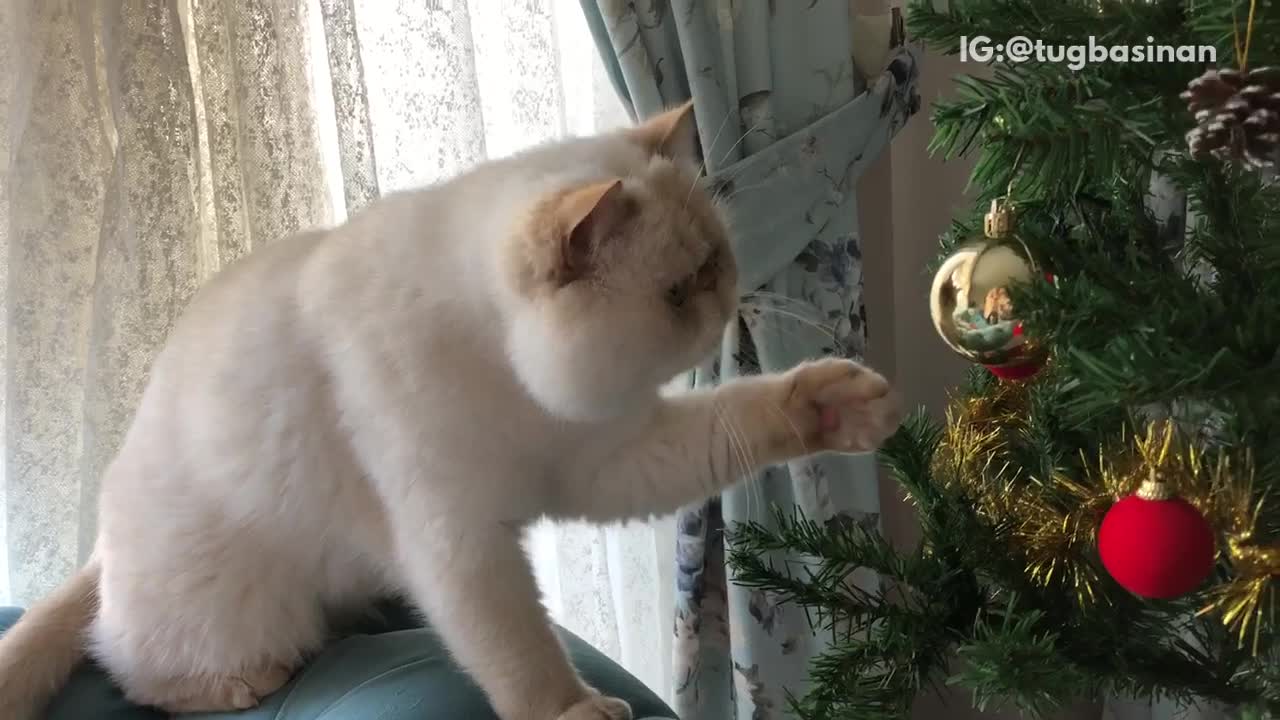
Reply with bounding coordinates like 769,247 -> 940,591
0,0 -> 674,702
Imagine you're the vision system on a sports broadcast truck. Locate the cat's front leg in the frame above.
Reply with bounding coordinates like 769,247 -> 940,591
393,517 -> 630,720
337,373 -> 629,719
555,358 -> 900,523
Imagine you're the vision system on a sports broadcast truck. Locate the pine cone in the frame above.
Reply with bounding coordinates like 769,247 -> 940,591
1183,66 -> 1280,167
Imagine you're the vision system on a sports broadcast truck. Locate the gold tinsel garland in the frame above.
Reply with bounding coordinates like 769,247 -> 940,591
930,386 -> 1278,652
1195,449 -> 1278,655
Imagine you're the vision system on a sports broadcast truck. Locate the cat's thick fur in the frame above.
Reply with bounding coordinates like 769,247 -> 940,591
0,103 -> 900,720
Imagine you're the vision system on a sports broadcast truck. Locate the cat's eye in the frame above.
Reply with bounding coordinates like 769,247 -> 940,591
666,280 -> 691,308
696,251 -> 719,290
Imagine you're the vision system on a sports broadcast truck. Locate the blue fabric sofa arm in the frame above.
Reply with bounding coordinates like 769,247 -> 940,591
0,605 -> 677,719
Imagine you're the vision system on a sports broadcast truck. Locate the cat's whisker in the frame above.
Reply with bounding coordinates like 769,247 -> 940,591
727,403 -> 758,482
742,472 -> 761,523
719,181 -> 778,202
741,290 -> 819,307
734,413 -> 769,523
739,293 -> 846,331
738,412 -> 761,481
689,116 -> 769,209
767,397 -> 809,457
764,317 -> 844,353
709,401 -> 729,486
731,425 -> 765,522
685,111 -> 735,210
719,403 -> 756,520
740,299 -> 840,338
714,116 -> 768,169
710,400 -> 734,481
751,476 -> 764,520
739,300 -> 847,354
772,329 -> 849,363
713,401 -> 752,487
700,111 -> 735,176
730,407 -> 764,520
717,155 -> 755,186
725,412 -> 754,483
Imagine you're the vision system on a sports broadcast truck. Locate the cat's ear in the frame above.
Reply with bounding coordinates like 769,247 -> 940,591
629,100 -> 700,166
554,179 -> 630,284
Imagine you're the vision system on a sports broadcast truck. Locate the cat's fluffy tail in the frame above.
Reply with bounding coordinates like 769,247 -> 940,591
0,558 -> 99,719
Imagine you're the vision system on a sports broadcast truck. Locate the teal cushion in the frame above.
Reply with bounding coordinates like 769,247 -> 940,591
0,605 -> 676,719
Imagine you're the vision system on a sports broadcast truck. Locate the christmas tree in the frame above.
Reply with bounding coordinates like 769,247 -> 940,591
727,1 -> 1280,718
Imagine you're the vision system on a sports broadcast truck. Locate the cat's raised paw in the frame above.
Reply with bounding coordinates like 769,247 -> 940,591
556,693 -> 632,720
781,358 -> 900,454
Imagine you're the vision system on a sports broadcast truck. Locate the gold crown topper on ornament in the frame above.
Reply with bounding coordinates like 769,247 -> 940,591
929,198 -> 1049,381
1184,66 -> 1280,167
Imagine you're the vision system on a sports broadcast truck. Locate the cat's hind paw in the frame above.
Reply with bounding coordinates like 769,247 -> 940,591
556,693 -> 632,720
129,662 -> 294,714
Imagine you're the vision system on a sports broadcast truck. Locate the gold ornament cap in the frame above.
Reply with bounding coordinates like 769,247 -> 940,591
1136,477 -> 1174,501
984,198 -> 1015,239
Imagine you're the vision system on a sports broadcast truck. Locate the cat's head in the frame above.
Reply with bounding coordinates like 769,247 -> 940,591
504,102 -> 738,421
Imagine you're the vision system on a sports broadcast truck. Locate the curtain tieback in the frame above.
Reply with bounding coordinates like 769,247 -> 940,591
704,48 -> 921,293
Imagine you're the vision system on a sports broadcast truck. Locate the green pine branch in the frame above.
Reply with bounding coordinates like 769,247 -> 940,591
1188,0 -> 1280,67
929,67 -> 1163,201
906,0 -> 1190,56
949,597 -> 1096,718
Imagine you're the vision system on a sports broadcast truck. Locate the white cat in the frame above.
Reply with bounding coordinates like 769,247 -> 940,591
0,102 -> 900,720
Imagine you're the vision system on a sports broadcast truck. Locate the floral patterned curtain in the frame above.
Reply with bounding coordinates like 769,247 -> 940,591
579,1 -> 920,717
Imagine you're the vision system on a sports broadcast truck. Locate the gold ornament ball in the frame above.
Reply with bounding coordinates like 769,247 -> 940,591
929,200 -> 1048,378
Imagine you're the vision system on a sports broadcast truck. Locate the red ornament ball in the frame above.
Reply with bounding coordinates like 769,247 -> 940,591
983,350 -> 1044,381
1098,483 -> 1216,599
983,273 -> 1057,381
